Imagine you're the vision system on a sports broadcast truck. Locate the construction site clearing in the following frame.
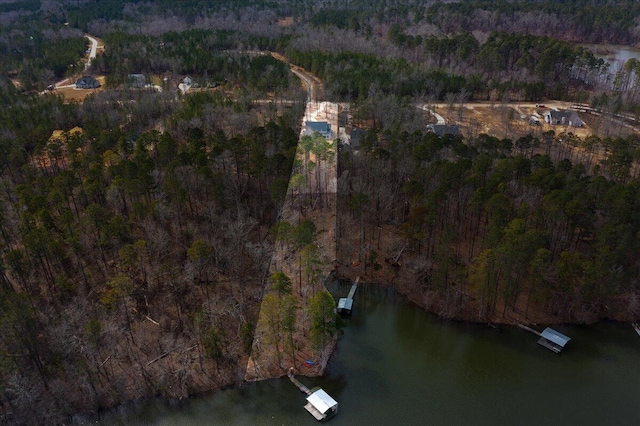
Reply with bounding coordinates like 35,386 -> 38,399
426,102 -> 637,141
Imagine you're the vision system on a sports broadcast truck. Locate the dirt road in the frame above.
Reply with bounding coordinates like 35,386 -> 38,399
85,34 -> 98,71
270,51 -> 324,102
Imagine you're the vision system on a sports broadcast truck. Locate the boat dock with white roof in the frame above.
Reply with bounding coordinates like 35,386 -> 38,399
337,277 -> 359,315
288,368 -> 338,421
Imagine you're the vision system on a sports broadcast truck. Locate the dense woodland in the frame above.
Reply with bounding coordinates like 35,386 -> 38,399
337,126 -> 640,323
0,75 -> 303,423
3,0 -> 640,424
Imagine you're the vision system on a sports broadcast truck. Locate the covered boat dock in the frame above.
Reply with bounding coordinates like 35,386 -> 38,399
518,324 -> 571,353
537,327 -> 571,353
337,277 -> 359,315
304,388 -> 338,421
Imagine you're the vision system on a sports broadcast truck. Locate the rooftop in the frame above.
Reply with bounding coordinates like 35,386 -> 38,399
426,124 -> 461,137
305,121 -> 331,133
306,388 -> 338,414
540,328 -> 571,348
337,297 -> 353,311
545,110 -> 584,126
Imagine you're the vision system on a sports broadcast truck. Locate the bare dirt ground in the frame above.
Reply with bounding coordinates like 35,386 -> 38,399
245,99 -> 339,382
271,52 -> 325,102
93,35 -> 106,54
427,101 -> 638,141
276,17 -> 294,27
428,102 -> 592,140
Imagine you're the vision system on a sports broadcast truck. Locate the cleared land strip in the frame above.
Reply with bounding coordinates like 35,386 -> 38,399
245,64 -> 339,380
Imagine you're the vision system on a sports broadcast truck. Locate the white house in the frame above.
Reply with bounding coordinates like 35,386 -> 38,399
544,110 -> 584,127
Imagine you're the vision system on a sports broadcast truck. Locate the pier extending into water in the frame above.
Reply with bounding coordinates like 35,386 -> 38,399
338,277 -> 360,314
288,368 -> 311,395
518,323 -> 571,353
288,368 -> 339,421
517,323 -> 542,336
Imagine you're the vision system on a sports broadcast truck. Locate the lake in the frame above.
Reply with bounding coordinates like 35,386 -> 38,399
94,282 -> 640,425
584,43 -> 640,75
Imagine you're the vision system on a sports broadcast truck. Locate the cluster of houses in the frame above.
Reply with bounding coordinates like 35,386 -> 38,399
73,73 -> 222,93
421,109 -> 583,140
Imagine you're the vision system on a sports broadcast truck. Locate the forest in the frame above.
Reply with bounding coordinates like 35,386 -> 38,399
337,126 -> 640,323
0,75 -> 304,423
2,0 -> 640,424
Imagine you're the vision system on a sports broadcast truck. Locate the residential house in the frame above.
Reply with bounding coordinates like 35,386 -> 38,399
426,124 -> 462,137
544,110 -> 584,127
127,73 -> 146,88
48,126 -> 83,143
75,75 -> 101,89
304,121 -> 333,139
348,127 -> 362,149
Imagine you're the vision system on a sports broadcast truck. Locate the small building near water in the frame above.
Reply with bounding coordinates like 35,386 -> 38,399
304,388 -> 338,421
337,278 -> 359,315
537,327 -> 571,353
337,297 -> 353,314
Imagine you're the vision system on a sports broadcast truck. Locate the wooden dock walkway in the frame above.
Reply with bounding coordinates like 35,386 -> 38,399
518,324 -> 571,353
338,277 -> 360,314
347,277 -> 360,299
517,323 -> 542,336
288,368 -> 311,395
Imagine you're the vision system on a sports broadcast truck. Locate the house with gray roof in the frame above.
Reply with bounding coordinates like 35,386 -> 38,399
75,75 -> 101,89
544,110 -> 584,127
304,121 -> 333,139
426,124 -> 461,137
127,73 -> 146,88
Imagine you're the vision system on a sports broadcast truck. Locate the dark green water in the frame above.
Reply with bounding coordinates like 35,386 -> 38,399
97,283 -> 640,425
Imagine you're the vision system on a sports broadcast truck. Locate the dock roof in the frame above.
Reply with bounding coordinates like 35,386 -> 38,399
337,298 -> 353,311
540,328 -> 571,347
306,389 -> 338,414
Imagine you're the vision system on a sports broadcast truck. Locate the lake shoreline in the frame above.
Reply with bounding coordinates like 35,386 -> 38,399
79,282 -> 640,425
